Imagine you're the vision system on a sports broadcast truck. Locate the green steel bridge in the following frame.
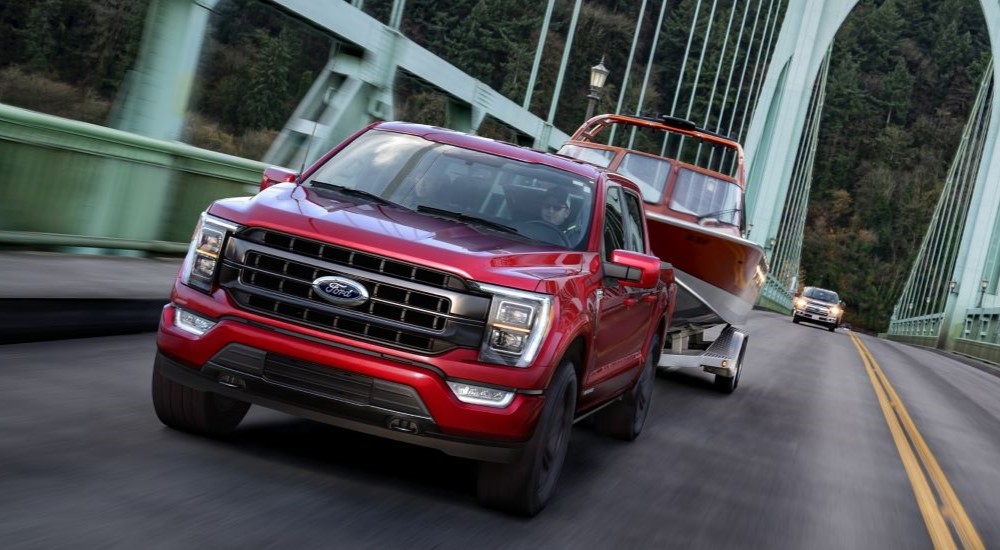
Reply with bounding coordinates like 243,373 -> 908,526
3,0 -> 1000,364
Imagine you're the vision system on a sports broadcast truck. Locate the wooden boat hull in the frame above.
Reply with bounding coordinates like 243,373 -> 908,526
646,212 -> 767,330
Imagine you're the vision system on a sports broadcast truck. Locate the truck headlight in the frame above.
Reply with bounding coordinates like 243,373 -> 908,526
476,283 -> 552,368
181,213 -> 240,293
794,297 -> 807,309
829,306 -> 841,317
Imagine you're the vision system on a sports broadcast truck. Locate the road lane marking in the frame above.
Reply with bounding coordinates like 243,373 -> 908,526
849,333 -> 984,550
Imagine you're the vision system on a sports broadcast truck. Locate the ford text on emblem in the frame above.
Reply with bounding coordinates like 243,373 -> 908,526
312,276 -> 369,307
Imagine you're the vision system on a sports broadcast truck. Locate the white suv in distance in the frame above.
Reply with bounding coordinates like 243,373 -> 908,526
792,287 -> 843,332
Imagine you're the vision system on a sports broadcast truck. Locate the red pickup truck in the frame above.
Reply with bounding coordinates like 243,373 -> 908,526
152,121 -> 675,516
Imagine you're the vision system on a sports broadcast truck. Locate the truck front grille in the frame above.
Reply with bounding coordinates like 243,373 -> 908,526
241,251 -> 449,331
241,228 -> 467,291
220,229 -> 489,354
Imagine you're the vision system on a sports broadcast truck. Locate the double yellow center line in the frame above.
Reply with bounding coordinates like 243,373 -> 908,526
849,333 -> 984,550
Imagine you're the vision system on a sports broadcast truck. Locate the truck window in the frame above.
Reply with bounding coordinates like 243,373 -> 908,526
804,288 -> 839,303
303,130 -> 596,249
305,131 -> 427,192
623,190 -> 646,253
603,187 -> 626,261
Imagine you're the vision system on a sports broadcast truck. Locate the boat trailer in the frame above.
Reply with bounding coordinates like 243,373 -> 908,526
657,324 -> 749,393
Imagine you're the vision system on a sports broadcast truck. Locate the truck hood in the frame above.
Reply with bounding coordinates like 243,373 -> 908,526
209,184 -> 591,291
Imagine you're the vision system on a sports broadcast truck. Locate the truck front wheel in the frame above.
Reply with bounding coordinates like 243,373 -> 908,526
477,361 -> 577,517
152,361 -> 250,436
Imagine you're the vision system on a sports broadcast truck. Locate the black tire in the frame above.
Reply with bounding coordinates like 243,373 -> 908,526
477,361 -> 577,517
828,325 -> 836,332
152,361 -> 250,436
792,316 -> 799,324
714,335 -> 748,394
595,335 -> 658,441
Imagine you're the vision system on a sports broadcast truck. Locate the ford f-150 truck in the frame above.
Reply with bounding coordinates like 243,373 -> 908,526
152,121 -> 675,516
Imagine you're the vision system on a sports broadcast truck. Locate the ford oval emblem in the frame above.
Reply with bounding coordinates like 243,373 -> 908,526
312,276 -> 369,307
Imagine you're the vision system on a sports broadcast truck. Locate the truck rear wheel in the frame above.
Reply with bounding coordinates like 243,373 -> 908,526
477,361 -> 577,517
152,361 -> 250,436
595,335 -> 658,441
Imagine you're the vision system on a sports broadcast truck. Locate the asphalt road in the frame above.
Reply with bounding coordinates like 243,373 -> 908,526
2,310 -> 999,549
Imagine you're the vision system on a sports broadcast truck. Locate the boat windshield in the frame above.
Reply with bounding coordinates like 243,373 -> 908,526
669,168 -> 742,227
616,152 -> 672,202
557,144 -> 615,168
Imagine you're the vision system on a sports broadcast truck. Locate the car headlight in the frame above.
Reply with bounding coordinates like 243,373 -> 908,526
181,213 -> 240,293
476,283 -> 552,368
829,306 -> 841,317
794,297 -> 807,309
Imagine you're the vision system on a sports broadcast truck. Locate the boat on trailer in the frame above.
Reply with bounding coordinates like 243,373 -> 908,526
558,114 -> 768,392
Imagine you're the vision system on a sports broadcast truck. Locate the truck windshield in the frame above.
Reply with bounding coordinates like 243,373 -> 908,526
304,130 -> 596,250
804,288 -> 839,303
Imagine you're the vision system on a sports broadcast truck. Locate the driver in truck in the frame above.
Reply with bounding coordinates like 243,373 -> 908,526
539,186 -> 580,244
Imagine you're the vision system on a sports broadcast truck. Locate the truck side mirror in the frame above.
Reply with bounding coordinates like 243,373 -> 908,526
605,249 -> 661,289
260,166 -> 299,192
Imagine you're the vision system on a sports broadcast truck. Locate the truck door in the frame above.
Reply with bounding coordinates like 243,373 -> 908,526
586,186 -> 657,402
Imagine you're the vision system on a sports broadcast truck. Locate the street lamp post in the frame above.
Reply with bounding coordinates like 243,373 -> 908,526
585,58 -> 610,122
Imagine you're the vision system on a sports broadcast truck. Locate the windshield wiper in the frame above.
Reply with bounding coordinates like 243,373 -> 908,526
310,181 -> 408,210
696,208 -> 741,223
416,205 -> 521,236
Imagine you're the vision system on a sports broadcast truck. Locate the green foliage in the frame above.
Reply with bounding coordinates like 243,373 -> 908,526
239,30 -> 294,130
0,66 -> 110,123
22,0 -> 63,72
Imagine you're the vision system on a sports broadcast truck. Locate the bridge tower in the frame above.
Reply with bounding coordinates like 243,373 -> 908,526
743,0 -> 1000,349
742,0 -> 857,310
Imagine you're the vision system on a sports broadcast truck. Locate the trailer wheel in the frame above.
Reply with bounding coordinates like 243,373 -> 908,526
595,335 -> 658,441
714,335 -> 748,394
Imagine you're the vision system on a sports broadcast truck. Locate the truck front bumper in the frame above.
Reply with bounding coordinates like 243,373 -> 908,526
793,308 -> 838,326
156,304 -> 546,463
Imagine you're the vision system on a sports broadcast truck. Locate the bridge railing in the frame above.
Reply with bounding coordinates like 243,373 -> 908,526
757,273 -> 793,313
886,313 -> 943,348
953,308 -> 1000,364
0,103 -> 263,254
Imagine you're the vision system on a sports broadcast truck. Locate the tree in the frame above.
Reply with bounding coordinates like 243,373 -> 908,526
21,0 -> 64,73
239,30 -> 294,130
